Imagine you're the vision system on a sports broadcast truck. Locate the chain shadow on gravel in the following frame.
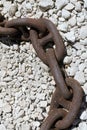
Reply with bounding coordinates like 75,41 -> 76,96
0,36 -> 21,46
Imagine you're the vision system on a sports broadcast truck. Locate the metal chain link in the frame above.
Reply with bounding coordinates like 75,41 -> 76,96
0,14 -> 83,130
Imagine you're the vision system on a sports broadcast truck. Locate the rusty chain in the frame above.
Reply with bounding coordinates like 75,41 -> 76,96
0,14 -> 83,130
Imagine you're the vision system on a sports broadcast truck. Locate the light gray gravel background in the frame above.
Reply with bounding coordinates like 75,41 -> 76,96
0,0 -> 87,130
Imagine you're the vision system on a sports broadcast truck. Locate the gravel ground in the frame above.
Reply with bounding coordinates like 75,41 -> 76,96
0,0 -> 87,130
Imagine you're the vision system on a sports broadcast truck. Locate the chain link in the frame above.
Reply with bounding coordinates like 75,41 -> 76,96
0,14 -> 83,130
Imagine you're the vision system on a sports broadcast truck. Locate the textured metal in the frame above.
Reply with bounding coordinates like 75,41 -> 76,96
0,16 -> 83,130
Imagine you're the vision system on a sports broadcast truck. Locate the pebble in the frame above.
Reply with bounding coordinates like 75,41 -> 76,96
55,0 -> 69,10
3,77 -> 12,82
0,124 -> 6,130
39,0 -> 54,11
79,25 -> 87,39
63,56 -> 72,64
68,16 -> 77,27
65,3 -> 75,10
77,15 -> 85,23
68,66 -> 78,76
25,3 -> 32,13
21,123 -> 31,130
75,2 -> 82,12
84,0 -> 87,9
3,103 -> 11,113
58,22 -> 68,32
80,38 -> 87,46
9,4 -> 18,17
32,121 -> 40,127
81,52 -> 87,60
74,71 -> 85,84
79,122 -> 87,130
62,9 -> 71,19
79,63 -> 86,72
80,110 -> 87,120
39,101 -> 47,108
83,83 -> 87,94
16,110 -> 25,119
64,31 -> 75,42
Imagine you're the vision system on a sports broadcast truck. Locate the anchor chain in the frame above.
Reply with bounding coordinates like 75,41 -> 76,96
0,14 -> 83,130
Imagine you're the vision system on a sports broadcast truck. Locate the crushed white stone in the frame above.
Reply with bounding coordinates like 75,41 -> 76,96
0,124 -> 6,130
55,0 -> 69,10
39,0 -> 54,11
79,25 -> 87,39
64,31 -> 75,42
0,0 -> 87,130
62,9 -> 71,19
65,3 -> 75,10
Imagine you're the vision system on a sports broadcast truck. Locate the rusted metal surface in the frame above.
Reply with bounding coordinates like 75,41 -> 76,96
0,15 -> 83,130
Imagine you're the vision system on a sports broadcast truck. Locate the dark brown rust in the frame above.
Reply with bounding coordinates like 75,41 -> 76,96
55,78 -> 83,129
40,109 -> 67,130
0,17 -> 83,130
5,18 -> 47,32
46,48 -> 71,99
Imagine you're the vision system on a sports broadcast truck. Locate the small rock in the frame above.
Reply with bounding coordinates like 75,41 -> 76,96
79,122 -> 87,130
80,38 -> 87,46
21,123 -> 31,130
33,121 -> 40,127
83,83 -> 87,94
58,22 -> 68,32
69,66 -> 78,76
49,14 -> 58,25
0,124 -> 6,130
13,44 -> 19,50
75,2 -> 82,12
63,56 -> 72,64
65,3 -> 75,10
68,16 -> 77,27
74,71 -> 85,84
64,31 -> 75,42
25,3 -> 32,13
80,110 -> 87,120
18,76 -> 24,82
79,25 -> 87,39
17,110 -> 25,118
81,52 -> 87,60
62,9 -> 71,19
55,0 -> 69,10
39,0 -> 54,11
3,103 -> 11,113
59,17 -> 65,22
77,15 -> 85,23
9,4 -> 18,17
0,82 -> 7,87
0,59 -> 8,68
39,101 -> 47,108
84,0 -> 87,9
3,77 -> 12,82
79,63 -> 86,72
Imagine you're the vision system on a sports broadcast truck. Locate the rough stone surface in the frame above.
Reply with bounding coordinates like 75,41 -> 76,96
0,0 -> 87,130
55,0 -> 69,10
39,0 -> 54,11
64,31 -> 75,42
79,25 -> 87,39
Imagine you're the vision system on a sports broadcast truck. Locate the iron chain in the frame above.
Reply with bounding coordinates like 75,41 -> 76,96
0,14 -> 83,130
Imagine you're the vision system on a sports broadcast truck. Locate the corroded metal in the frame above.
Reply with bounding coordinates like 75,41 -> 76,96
0,16 -> 83,130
